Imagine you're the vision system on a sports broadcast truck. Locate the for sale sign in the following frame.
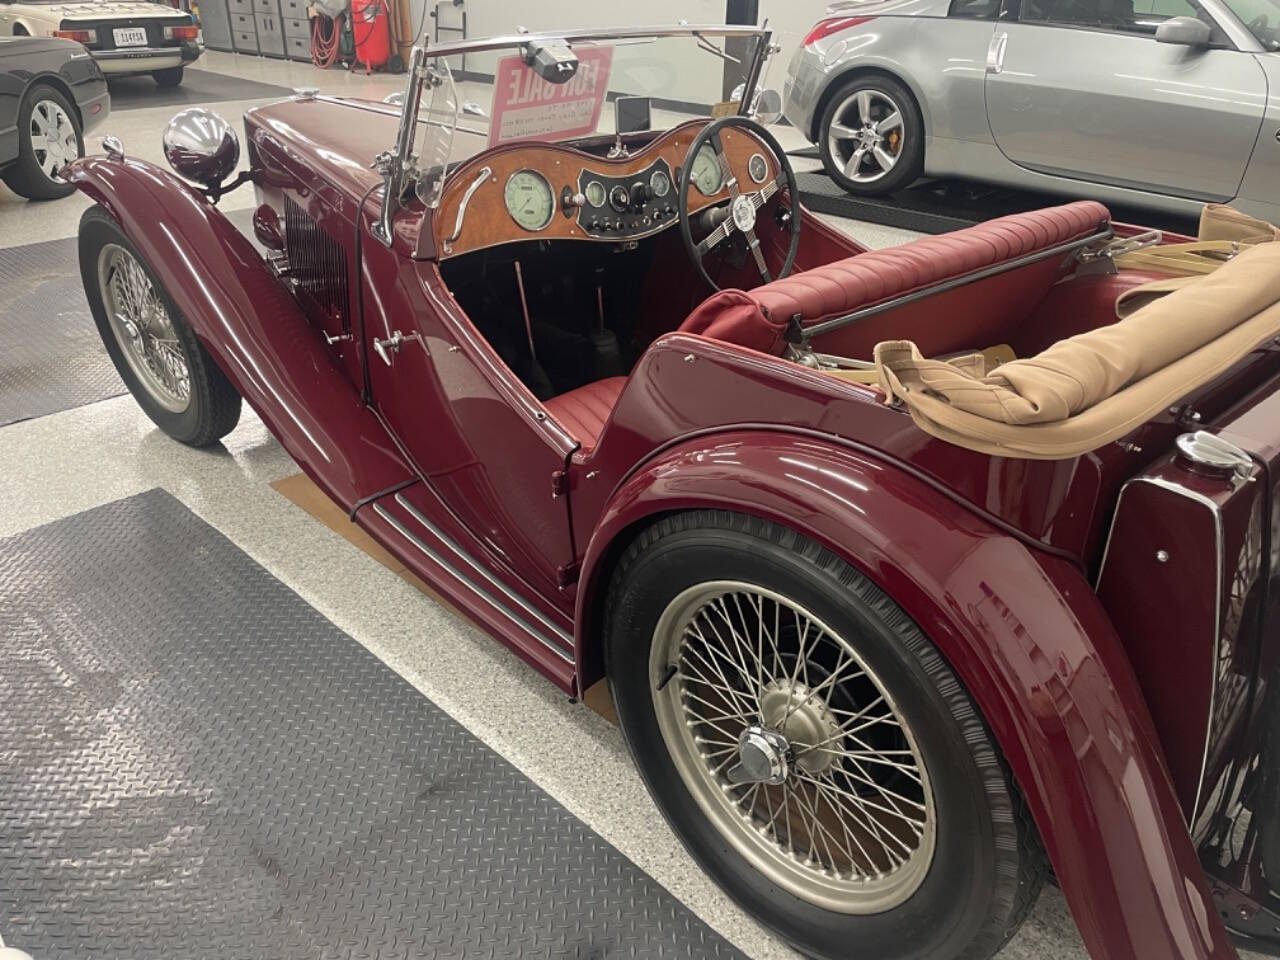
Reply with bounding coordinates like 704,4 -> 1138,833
487,46 -> 614,147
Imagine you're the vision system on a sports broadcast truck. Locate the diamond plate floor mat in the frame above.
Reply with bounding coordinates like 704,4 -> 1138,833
797,170 -> 1200,236
0,235 -> 124,427
0,207 -> 256,428
0,489 -> 744,960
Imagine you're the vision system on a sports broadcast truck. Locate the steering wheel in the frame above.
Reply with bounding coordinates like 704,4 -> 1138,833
677,116 -> 801,292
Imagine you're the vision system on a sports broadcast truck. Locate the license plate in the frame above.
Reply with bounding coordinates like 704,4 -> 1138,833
112,27 -> 148,47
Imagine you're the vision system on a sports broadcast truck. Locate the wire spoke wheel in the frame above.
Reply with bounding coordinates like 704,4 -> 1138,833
827,88 -> 905,184
650,580 -> 936,913
97,243 -> 191,413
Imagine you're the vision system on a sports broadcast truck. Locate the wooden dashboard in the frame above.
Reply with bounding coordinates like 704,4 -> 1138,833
434,120 -> 779,259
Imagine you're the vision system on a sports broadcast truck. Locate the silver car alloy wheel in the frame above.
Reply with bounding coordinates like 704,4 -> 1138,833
650,581 -> 936,914
29,99 -> 78,183
827,89 -> 905,184
97,244 -> 191,413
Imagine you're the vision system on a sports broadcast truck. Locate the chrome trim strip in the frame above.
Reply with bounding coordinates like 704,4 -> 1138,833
801,227 -> 1113,340
1097,474 -> 1223,824
373,497 -> 574,662
447,165 -> 491,244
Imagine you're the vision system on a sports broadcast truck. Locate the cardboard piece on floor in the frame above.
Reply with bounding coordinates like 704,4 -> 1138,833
269,473 -> 619,725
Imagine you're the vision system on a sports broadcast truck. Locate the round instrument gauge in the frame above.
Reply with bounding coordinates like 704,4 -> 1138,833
609,184 -> 630,212
650,169 -> 671,198
748,153 -> 768,184
504,170 -> 555,231
689,145 -> 724,196
584,180 -> 607,208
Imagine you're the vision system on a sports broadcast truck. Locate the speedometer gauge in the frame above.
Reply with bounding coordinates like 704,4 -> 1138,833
690,146 -> 724,196
504,170 -> 555,231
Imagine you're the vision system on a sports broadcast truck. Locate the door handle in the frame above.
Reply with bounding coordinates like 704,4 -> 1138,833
986,32 -> 1008,74
372,329 -> 423,366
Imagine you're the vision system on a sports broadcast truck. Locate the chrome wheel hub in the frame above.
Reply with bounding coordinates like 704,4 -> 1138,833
651,581 -> 936,914
30,99 -> 78,183
97,244 -> 191,413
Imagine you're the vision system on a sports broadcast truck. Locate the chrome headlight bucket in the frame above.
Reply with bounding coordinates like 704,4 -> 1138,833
162,108 -> 240,188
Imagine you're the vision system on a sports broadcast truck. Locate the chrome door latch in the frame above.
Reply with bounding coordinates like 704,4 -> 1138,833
372,330 -> 423,366
986,32 -> 1008,74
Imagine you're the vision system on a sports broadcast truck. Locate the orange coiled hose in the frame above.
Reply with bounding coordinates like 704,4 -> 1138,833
311,12 -> 343,68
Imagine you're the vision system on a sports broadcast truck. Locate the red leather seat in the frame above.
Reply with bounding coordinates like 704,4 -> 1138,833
543,376 -> 627,451
678,201 -> 1111,354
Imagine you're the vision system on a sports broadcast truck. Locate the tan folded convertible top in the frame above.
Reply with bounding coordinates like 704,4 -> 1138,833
874,242 -> 1280,460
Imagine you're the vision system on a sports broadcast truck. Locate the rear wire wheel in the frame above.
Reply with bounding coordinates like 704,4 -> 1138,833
605,511 -> 1045,960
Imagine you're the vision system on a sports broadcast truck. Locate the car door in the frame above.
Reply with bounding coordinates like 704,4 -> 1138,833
984,0 -> 1267,199
362,243 -> 580,607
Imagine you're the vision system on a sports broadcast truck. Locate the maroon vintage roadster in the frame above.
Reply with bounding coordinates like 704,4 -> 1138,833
66,23 -> 1280,960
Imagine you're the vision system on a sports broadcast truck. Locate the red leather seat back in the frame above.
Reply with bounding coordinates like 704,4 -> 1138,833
542,376 -> 627,451
679,201 -> 1111,356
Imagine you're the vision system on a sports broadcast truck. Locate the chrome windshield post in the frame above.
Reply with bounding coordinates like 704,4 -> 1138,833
373,44 -> 428,248
736,26 -> 773,117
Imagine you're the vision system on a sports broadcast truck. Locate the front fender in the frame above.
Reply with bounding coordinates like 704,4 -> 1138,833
575,430 -> 1233,960
65,155 -> 410,510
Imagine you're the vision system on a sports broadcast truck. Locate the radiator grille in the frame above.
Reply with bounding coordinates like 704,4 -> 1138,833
283,195 -> 349,330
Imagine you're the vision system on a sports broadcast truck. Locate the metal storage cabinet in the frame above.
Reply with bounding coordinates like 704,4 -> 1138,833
281,0 -> 311,62
254,0 -> 285,57
199,0 -> 234,52
228,0 -> 258,53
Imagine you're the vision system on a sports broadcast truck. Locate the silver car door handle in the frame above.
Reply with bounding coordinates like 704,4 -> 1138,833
986,32 -> 1007,74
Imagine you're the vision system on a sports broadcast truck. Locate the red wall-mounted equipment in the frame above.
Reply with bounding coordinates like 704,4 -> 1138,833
351,0 -> 390,73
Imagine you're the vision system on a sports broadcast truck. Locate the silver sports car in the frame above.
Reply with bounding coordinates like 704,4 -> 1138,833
783,0 -> 1280,221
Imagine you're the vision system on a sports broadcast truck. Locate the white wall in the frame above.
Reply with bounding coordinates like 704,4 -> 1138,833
408,0 -> 834,94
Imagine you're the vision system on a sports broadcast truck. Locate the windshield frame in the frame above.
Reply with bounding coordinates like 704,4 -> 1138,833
370,23 -> 774,248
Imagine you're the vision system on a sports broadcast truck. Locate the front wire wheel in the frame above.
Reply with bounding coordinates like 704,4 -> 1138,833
652,581 -> 935,914
605,511 -> 1045,960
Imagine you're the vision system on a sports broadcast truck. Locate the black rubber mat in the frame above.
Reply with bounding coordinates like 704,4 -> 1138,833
797,170 -> 1201,237
0,235 -> 124,426
105,68 -> 294,111
0,489 -> 743,960
0,207 -> 255,427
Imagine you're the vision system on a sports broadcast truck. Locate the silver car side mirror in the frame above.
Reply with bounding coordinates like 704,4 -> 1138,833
1155,16 -> 1212,46
732,83 -> 783,125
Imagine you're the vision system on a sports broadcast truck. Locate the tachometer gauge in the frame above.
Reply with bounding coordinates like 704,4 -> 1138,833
748,153 -> 768,184
584,180 -> 606,208
504,170 -> 555,231
690,145 -> 724,196
650,169 -> 670,198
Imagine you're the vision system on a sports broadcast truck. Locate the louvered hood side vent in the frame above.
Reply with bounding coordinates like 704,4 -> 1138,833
283,195 -> 350,333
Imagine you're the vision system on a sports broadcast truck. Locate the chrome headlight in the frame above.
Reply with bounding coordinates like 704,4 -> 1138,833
162,108 -> 239,188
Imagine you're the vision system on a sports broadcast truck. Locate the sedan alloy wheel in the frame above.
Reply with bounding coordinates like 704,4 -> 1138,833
827,89 -> 905,185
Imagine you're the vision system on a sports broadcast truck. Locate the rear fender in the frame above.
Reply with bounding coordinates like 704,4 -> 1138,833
575,430 -> 1233,960
65,155 -> 411,510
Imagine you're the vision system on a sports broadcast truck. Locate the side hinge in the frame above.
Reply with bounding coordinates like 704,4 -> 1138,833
556,560 -> 581,589
551,469 -> 569,499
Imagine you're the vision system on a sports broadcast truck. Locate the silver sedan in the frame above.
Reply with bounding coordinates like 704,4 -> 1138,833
783,0 -> 1280,221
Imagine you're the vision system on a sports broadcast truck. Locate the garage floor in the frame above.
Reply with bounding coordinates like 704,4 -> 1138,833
0,50 -> 1173,960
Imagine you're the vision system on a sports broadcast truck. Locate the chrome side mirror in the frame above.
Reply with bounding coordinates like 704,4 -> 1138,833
1155,15 -> 1211,46
754,89 -> 783,126
162,107 -> 239,188
732,83 -> 783,125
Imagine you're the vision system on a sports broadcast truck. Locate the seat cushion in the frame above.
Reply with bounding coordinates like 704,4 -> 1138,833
542,376 -> 627,451
678,201 -> 1111,354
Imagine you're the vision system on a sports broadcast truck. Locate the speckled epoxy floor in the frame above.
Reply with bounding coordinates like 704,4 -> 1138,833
0,44 -> 1236,960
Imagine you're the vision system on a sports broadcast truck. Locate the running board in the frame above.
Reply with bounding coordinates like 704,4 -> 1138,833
357,485 -> 578,693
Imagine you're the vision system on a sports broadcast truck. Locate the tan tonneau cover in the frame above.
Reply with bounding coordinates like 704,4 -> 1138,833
874,242 -> 1280,459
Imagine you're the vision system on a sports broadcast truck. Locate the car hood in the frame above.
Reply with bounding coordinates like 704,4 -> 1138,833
245,95 -> 393,208
39,1 -> 191,19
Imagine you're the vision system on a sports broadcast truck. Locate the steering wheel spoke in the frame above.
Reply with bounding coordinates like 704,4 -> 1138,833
677,117 -> 802,292
696,218 -> 734,257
